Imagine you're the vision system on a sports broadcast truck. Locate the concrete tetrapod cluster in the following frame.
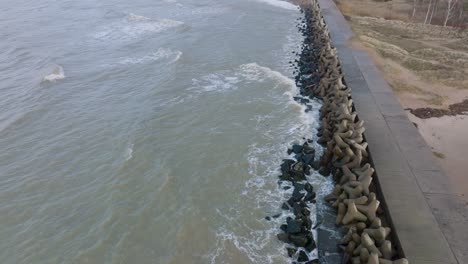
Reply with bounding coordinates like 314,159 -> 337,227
301,1 -> 409,264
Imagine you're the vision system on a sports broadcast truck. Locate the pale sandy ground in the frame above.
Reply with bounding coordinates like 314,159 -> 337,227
341,16 -> 468,201
408,113 -> 468,201
350,41 -> 468,198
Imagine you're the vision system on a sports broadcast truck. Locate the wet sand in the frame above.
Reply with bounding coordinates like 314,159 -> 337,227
408,113 -> 468,202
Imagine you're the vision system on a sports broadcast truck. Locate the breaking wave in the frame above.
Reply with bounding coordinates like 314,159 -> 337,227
42,65 -> 65,82
189,63 -> 295,94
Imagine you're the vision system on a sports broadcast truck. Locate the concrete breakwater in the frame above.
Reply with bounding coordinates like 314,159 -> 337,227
275,1 -> 409,263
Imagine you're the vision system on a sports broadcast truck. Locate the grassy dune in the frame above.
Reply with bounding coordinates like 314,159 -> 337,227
335,0 -> 468,109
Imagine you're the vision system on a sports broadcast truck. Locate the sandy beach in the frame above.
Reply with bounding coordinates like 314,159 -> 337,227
407,113 -> 468,201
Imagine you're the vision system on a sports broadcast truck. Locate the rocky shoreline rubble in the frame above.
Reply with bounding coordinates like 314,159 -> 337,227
274,1 -> 409,263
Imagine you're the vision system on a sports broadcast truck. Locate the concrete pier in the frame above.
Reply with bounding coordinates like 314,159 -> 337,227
317,0 -> 468,263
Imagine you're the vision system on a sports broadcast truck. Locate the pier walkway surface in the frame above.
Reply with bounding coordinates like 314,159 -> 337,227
317,0 -> 468,263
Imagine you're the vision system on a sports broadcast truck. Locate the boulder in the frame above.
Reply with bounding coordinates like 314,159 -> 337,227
292,189 -> 305,202
305,239 -> 316,252
319,167 -> 331,176
289,234 -> 308,247
281,159 -> 295,173
277,233 -> 290,243
292,144 -> 303,154
303,144 -> 315,154
286,218 -> 302,234
287,247 -> 297,257
304,191 -> 316,202
303,153 -> 315,165
298,251 -> 309,262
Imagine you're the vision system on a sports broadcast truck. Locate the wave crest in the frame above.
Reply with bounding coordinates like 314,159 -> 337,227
43,65 -> 65,82
189,63 -> 295,94
118,48 -> 182,65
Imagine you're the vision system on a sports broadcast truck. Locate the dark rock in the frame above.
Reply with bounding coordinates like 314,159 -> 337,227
292,144 -> 303,154
279,172 -> 293,182
277,233 -> 290,243
287,247 -> 297,257
304,191 -> 316,202
290,234 -> 308,247
283,185 -> 292,190
318,167 -> 330,176
311,161 -> 320,170
272,213 -> 281,219
304,183 -> 313,193
292,188 -> 305,202
292,162 -> 305,173
280,224 -> 287,232
299,200 -> 307,208
317,137 -> 327,146
281,159 -> 295,173
265,216 -> 271,221
295,153 -> 303,162
292,172 -> 306,181
282,202 -> 290,210
304,217 -> 312,230
298,251 -> 309,262
306,259 -> 318,264
293,203 -> 302,215
293,182 -> 305,191
303,144 -> 315,154
301,207 -> 311,216
304,165 -> 311,175
302,154 -> 314,165
305,239 -> 316,252
286,218 -> 301,234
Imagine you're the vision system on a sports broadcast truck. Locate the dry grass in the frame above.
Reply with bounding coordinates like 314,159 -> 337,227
335,0 -> 468,110
389,81 -> 447,106
335,0 -> 411,21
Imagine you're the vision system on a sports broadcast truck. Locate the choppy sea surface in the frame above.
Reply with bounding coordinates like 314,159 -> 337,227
0,0 -> 329,263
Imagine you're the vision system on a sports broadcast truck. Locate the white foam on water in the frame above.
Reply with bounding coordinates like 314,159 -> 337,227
239,63 -> 296,88
118,48 -> 182,65
254,0 -> 298,11
126,13 -> 151,22
93,14 -> 184,42
42,65 -> 65,82
189,73 -> 240,93
201,59 -> 328,263
190,7 -> 228,15
124,144 -> 134,161
208,227 -> 291,264
189,63 -> 295,95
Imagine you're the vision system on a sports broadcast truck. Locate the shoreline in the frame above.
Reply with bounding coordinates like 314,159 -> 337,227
274,1 -> 408,263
